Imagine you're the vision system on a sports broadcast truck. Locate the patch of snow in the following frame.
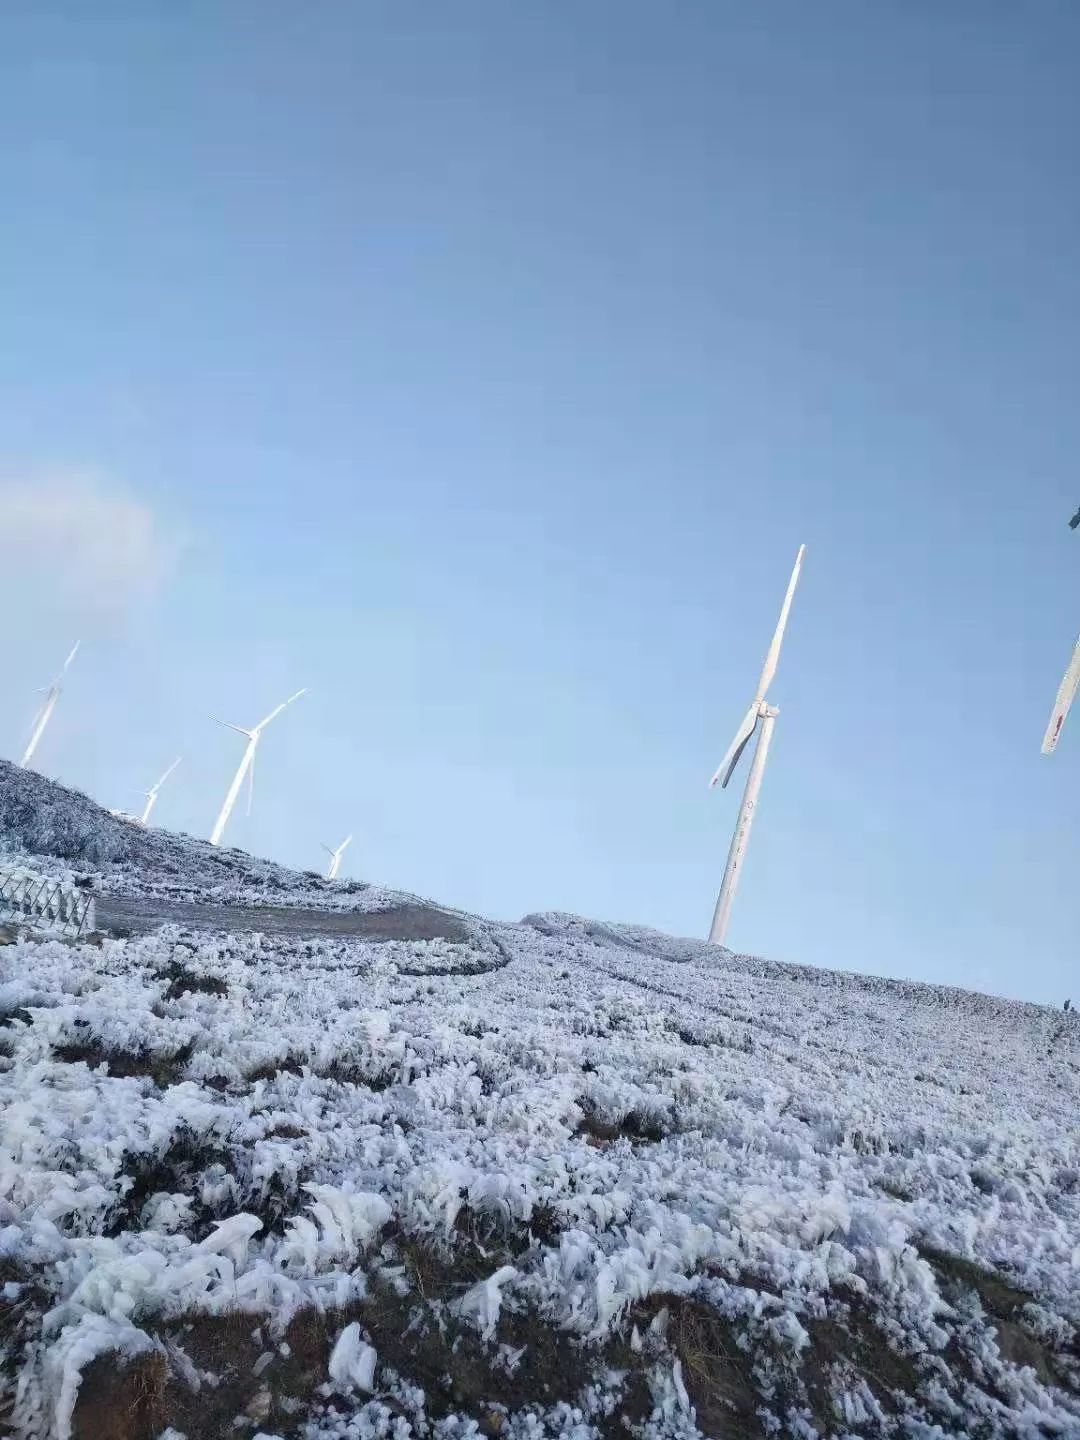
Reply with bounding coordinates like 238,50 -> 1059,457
327,1322 -> 377,1392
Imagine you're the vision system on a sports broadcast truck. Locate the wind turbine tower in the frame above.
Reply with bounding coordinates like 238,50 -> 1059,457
1041,508 -> 1079,755
707,546 -> 806,947
20,642 -> 80,769
209,689 -> 307,847
140,756 -> 183,826
322,834 -> 353,881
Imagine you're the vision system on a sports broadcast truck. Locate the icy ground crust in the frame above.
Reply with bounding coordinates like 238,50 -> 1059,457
1,912 -> 1079,1439
0,755 -> 424,916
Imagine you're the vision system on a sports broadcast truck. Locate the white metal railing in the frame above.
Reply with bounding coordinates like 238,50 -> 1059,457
0,866 -> 95,938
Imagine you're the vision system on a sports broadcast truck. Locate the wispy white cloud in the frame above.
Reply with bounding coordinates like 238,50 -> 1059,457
0,472 -> 176,613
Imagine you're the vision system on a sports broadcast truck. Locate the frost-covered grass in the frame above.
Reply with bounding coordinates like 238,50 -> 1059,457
1,911 -> 1078,1440
0,758 -> 425,917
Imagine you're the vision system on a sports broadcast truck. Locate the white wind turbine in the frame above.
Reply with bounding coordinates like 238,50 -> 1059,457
140,756 -> 183,826
209,689 -> 307,847
321,834 -> 353,880
20,641 -> 80,769
1041,634 -> 1080,756
707,545 -> 806,947
1040,511 -> 1079,755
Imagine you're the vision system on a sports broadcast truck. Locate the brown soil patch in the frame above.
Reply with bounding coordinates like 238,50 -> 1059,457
994,1319 -> 1058,1388
1,1259 -> 51,1434
630,1295 -> 764,1440
262,1121 -> 306,1140
105,1125 -> 236,1239
576,1101 -> 666,1148
62,1242 -> 1077,1440
919,1244 -> 1032,1320
106,1124 -> 309,1241
70,1270 -> 604,1440
919,1245 -> 1079,1399
362,1247 -> 596,1421
71,1351 -> 168,1440
801,1294 -> 920,1425
158,958 -> 228,999
314,1057 -> 395,1091
244,1055 -> 306,1083
53,1039 -> 195,1088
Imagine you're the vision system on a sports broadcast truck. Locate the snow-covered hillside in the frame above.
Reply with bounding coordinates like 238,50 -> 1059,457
1,767 -> 1078,1439
0,759 -> 410,915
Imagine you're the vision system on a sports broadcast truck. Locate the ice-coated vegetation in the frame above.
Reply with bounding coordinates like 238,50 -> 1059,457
1,764 -> 1078,1438
0,758 -> 413,916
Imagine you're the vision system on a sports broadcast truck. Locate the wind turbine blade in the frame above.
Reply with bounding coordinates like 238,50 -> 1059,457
1041,633 -> 1080,755
20,685 -> 61,768
246,745 -> 256,817
61,641 -> 81,675
709,703 -> 760,789
254,704 -> 287,733
339,835 -> 353,854
211,717 -> 254,738
755,545 -> 806,702
28,694 -> 50,730
253,687 -> 307,734
149,756 -> 182,795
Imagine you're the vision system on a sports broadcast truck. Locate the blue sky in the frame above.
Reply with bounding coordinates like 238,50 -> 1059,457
2,3 -> 1078,1004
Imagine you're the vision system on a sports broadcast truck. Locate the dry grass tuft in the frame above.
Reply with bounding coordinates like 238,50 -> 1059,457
71,1351 -> 168,1440
53,1038 -> 195,1088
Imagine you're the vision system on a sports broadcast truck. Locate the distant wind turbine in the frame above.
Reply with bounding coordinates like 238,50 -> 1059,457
707,545 -> 806,947
1041,636 -> 1080,756
1041,512 -> 1079,754
209,689 -> 307,847
140,756 -> 182,826
20,641 -> 80,769
321,834 -> 353,880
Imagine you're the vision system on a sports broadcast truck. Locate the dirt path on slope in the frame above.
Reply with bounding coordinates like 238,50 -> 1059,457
94,894 -> 471,943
